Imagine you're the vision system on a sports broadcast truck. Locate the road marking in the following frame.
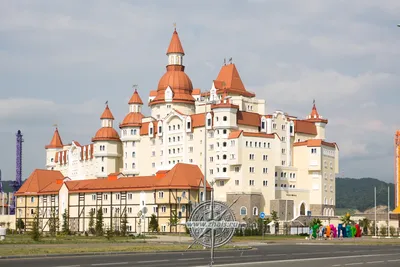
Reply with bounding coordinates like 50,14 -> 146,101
92,263 -> 128,266
345,263 -> 363,266
207,253 -> 400,266
55,265 -> 80,267
240,255 -> 263,258
215,256 -> 235,259
388,259 -> 400,262
366,261 -> 384,264
332,265 -> 341,267
266,253 -> 286,256
177,258 -> 204,261
137,260 -> 169,263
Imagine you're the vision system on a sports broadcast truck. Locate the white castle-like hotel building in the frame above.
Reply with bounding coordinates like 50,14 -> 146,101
44,28 -> 339,219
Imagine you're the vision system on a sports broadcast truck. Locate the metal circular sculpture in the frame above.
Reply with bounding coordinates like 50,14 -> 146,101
186,200 -> 239,248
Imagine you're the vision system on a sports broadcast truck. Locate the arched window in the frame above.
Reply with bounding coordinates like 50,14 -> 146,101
222,154 -> 227,160
130,129 -> 134,135
132,152 -> 135,158
253,207 -> 258,216
132,163 -> 135,169
240,207 -> 247,216
223,116 -> 227,121
222,167 -> 227,172
101,167 -> 104,172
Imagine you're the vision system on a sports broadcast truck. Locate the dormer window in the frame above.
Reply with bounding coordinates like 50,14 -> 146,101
261,121 -> 265,129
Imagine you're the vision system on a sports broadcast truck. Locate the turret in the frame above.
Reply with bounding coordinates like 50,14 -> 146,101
306,100 -> 328,140
45,127 -> 64,170
92,104 -> 122,178
120,89 -> 144,176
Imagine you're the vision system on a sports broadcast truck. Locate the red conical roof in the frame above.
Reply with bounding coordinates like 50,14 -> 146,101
45,128 -> 63,149
128,89 -> 143,105
100,105 -> 114,120
167,29 -> 185,55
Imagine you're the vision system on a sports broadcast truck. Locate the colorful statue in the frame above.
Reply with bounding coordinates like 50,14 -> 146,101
338,224 -> 344,238
346,225 -> 351,237
312,224 -> 319,239
355,224 -> 362,237
330,224 -> 337,238
326,225 -> 331,238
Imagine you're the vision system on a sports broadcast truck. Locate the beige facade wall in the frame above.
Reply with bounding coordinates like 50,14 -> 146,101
43,88 -> 339,219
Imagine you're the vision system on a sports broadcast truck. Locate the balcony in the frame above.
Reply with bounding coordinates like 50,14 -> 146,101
214,173 -> 230,180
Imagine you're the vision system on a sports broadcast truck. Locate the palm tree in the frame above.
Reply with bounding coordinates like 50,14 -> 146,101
359,218 -> 370,235
310,218 -> 322,228
340,213 -> 354,226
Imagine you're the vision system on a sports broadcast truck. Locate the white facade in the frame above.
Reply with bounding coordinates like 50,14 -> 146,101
44,29 -> 339,217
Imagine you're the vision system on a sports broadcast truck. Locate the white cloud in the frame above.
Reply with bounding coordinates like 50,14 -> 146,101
0,0 -> 399,182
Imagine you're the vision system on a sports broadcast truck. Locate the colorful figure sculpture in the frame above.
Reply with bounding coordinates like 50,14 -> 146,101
312,224 -> 319,239
330,224 -> 337,238
355,224 -> 362,237
351,226 -> 356,237
338,224 -> 344,238
326,225 -> 331,238
346,225 -> 351,237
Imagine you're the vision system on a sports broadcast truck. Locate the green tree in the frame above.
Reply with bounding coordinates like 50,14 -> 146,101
310,218 -> 322,228
88,209 -> 95,235
48,208 -> 59,237
120,211 -> 128,236
95,207 -> 104,236
168,210 -> 180,232
61,209 -> 70,235
359,218 -> 370,235
380,225 -> 387,236
340,213 -> 354,226
31,208 -> 41,241
16,218 -> 25,234
149,214 -> 159,232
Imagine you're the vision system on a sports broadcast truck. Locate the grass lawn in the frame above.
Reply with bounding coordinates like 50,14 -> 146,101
0,234 -> 155,245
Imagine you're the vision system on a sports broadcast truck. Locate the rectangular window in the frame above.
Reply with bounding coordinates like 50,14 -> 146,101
263,168 -> 268,174
263,155 -> 268,161
235,180 -> 239,186
263,180 -> 268,186
249,167 -> 255,173
249,180 -> 255,186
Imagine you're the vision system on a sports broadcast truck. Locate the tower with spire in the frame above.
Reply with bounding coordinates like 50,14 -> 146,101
306,100 -> 328,140
45,127 -> 64,170
119,88 -> 144,176
149,27 -> 195,119
92,104 -> 122,178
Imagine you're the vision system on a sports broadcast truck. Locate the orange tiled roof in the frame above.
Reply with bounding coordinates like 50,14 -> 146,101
66,163 -> 211,193
294,120 -> 317,135
306,101 -> 328,123
293,139 -> 337,149
192,88 -> 201,95
45,128 -> 63,149
149,90 -> 157,97
140,121 -> 158,136
237,111 -> 261,127
15,169 -> 64,196
128,89 -> 143,105
92,127 -> 120,142
120,112 -> 144,128
167,29 -> 185,55
100,105 -> 114,120
202,64 -> 255,98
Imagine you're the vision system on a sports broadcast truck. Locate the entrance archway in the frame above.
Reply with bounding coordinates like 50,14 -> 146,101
300,203 -> 306,215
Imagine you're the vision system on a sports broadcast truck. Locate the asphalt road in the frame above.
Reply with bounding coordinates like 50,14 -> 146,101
1,245 -> 400,267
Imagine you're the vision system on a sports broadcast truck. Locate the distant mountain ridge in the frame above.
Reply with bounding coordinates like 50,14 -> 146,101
336,177 -> 395,212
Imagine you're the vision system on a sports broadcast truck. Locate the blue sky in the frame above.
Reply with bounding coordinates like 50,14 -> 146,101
0,0 -> 400,182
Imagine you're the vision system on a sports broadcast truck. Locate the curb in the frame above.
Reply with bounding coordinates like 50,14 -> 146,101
0,247 -> 253,260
